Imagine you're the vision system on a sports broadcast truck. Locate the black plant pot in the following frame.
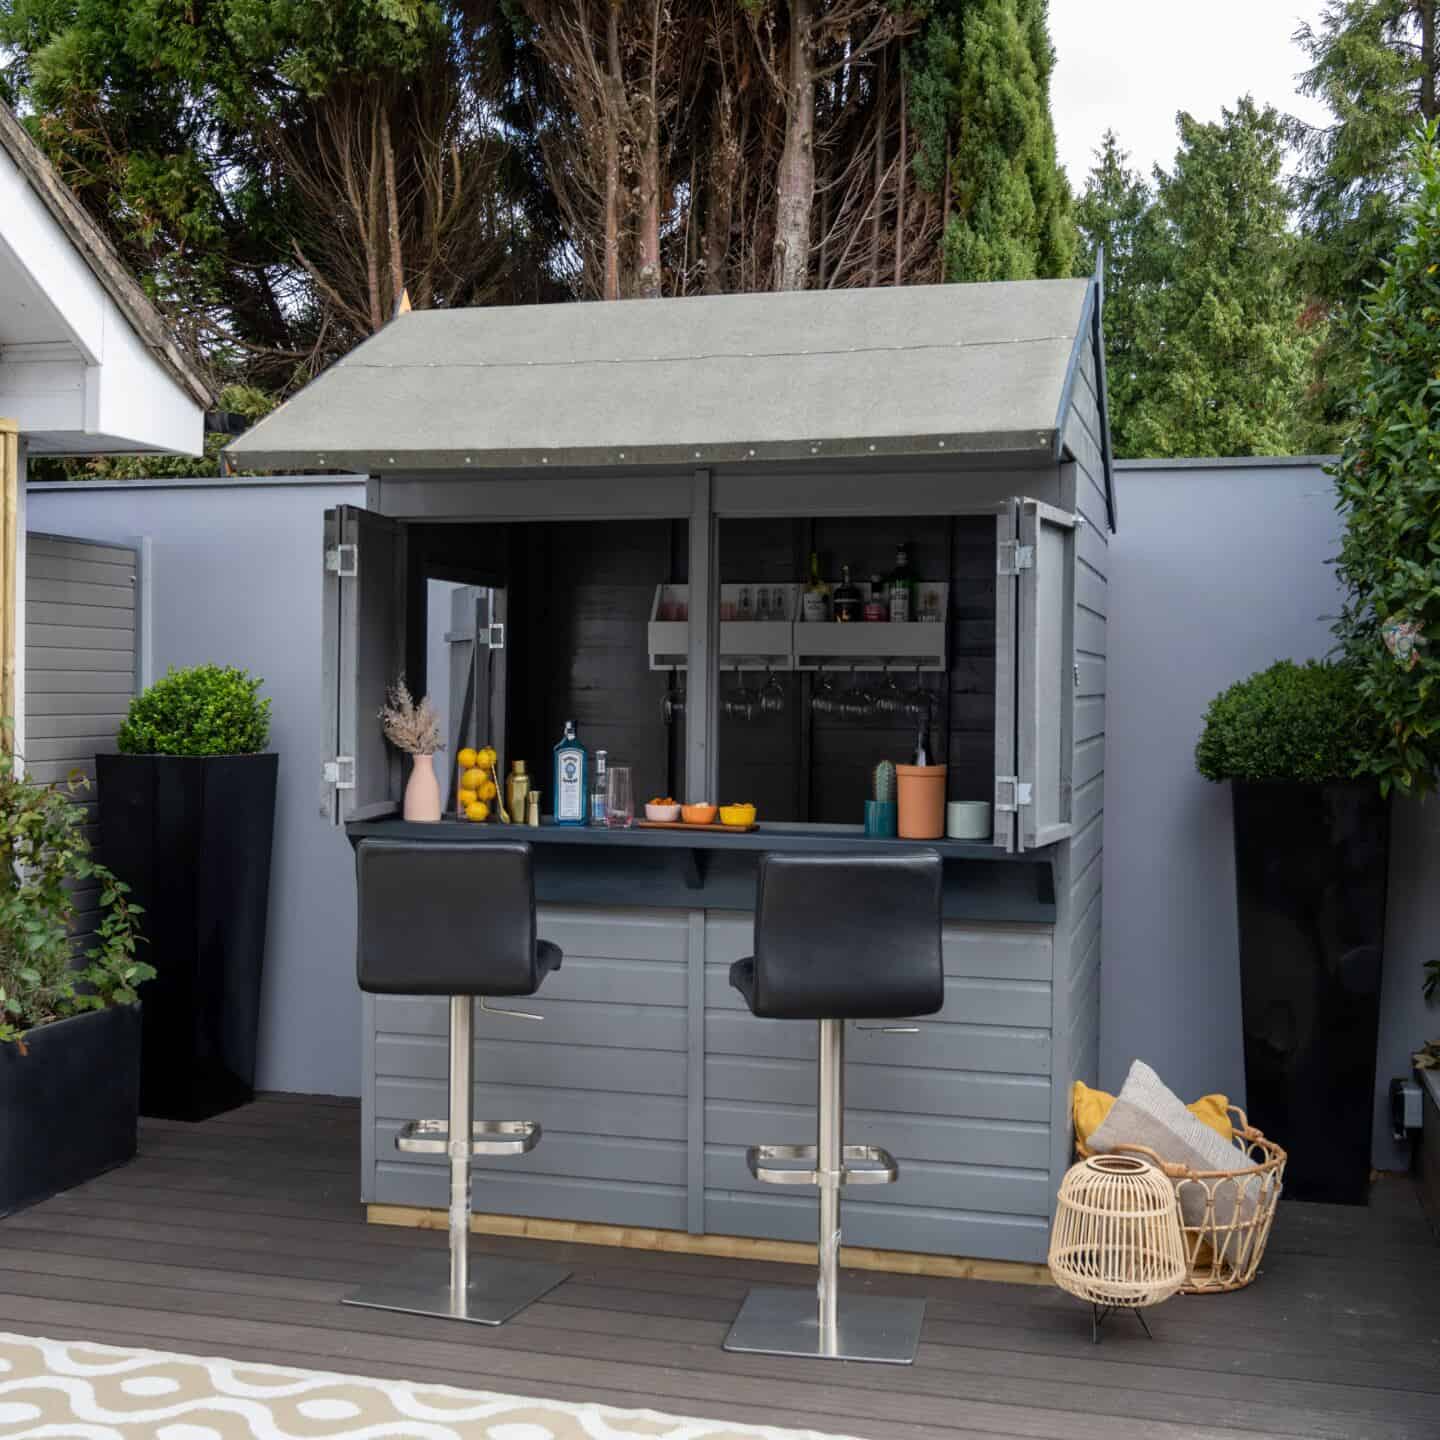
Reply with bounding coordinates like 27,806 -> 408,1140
0,1004 -> 141,1216
96,753 -> 278,1122
1231,779 -> 1390,1205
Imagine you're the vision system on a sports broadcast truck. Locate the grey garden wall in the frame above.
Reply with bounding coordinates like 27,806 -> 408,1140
26,463 -> 1438,1170
26,476 -> 367,1098
1103,458 -> 1438,1170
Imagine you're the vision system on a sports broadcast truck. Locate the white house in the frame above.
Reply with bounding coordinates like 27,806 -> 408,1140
0,100 -> 211,750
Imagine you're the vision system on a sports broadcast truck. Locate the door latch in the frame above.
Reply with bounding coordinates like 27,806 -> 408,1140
997,541 -> 1035,576
994,776 -> 1034,813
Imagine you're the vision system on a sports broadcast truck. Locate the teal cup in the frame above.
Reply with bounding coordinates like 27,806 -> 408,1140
864,800 -> 898,837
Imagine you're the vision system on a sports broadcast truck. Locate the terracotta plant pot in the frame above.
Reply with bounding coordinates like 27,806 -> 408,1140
404,753 -> 442,822
896,764 -> 947,839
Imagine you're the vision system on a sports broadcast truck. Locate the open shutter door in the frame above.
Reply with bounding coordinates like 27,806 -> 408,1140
1016,499 -> 1076,851
993,501 -> 1020,852
322,505 -> 405,823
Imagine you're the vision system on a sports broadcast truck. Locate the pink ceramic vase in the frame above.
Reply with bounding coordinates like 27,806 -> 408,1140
404,752 -> 442,822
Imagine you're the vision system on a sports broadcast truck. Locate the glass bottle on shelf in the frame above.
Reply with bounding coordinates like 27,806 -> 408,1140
802,551 -> 831,622
832,563 -> 862,623
552,720 -> 589,826
738,585 -> 754,621
590,748 -> 608,825
887,542 -> 916,623
865,574 -> 889,622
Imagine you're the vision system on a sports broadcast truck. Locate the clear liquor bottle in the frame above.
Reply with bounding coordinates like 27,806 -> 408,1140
552,720 -> 589,826
887,543 -> 916,623
801,551 -> 830,622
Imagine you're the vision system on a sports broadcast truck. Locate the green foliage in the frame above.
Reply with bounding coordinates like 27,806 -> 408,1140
909,0 -> 1075,283
0,744 -> 150,1048
117,665 -> 271,756
1073,131 -> 1152,459
1195,660 -> 1376,784
1331,123 -> 1440,798
1079,99 -> 1322,459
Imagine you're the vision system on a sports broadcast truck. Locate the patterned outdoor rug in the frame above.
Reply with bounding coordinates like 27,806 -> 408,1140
0,1333 -> 858,1440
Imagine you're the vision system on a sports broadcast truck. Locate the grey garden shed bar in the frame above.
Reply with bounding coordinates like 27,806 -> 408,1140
228,273 -> 1115,1268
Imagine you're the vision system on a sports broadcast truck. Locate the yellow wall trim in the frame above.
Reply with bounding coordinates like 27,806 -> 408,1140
366,1204 -> 1054,1288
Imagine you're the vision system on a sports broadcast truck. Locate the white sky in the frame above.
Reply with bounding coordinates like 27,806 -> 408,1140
1049,0 -> 1337,188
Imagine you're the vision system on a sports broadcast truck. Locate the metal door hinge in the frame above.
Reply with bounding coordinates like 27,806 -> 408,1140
325,544 -> 357,578
997,541 -> 1034,576
994,775 -> 1034,813
487,622 -> 505,651
323,756 -> 356,790
443,623 -> 504,650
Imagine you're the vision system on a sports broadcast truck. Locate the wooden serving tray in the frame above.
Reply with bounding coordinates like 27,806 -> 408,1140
636,819 -> 759,833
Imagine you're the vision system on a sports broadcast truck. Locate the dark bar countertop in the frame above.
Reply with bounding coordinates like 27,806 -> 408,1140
347,817 -> 1056,924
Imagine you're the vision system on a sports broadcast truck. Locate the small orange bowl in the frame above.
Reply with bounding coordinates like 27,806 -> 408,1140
681,803 -> 718,825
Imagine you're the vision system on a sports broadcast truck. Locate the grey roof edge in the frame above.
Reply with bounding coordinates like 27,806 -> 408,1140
26,473 -> 369,493
0,102 -> 216,411
222,429 -> 1059,475
1115,455 -> 1338,471
1051,256 -> 1117,533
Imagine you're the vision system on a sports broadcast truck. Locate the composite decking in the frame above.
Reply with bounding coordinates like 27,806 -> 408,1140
1,1093 -> 1437,1440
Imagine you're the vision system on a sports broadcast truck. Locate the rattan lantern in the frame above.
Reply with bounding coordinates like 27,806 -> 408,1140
1048,1154 -> 1187,1342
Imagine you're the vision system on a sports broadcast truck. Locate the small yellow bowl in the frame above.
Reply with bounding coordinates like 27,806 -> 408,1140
719,803 -> 757,827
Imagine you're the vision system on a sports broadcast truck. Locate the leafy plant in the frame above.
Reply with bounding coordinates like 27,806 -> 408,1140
1331,122 -> 1440,798
0,742 -> 150,1049
1195,660 -> 1377,784
117,665 -> 271,756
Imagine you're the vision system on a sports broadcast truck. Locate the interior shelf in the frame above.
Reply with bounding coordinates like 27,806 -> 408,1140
648,583 -> 948,672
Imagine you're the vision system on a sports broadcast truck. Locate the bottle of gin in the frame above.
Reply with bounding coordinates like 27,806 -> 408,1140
591,748 -> 609,825
887,543 -> 916,623
832,563 -> 862,623
801,550 -> 830,622
552,720 -> 589,826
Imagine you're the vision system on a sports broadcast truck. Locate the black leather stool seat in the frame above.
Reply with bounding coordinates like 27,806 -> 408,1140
356,839 -> 560,997
732,852 -> 944,1020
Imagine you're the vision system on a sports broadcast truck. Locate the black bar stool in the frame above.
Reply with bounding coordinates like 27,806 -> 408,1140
723,851 -> 944,1365
343,838 -> 570,1325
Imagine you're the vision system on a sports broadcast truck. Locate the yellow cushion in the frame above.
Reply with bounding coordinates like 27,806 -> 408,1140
1072,1080 -> 1233,1145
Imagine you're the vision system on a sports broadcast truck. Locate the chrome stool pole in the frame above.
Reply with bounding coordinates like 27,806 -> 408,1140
447,994 -> 472,1311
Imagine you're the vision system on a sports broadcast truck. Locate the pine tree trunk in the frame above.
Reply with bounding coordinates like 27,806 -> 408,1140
1423,0 -> 1437,120
772,0 -> 816,291
366,110 -> 384,332
604,5 -> 624,300
703,86 -> 737,294
871,57 -> 886,286
379,104 -> 404,313
894,67 -> 907,285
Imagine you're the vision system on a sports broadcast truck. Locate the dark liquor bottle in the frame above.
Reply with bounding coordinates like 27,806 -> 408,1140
832,563 -> 862,623
911,713 -> 931,767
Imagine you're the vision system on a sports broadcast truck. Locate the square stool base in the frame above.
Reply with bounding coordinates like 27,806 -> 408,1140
342,1256 -> 570,1327
723,1285 -> 926,1365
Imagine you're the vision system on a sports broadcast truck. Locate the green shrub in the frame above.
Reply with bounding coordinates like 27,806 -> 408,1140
117,665 -> 271,756
0,744 -> 150,1047
1195,660 -> 1376,783
1331,123 -> 1440,797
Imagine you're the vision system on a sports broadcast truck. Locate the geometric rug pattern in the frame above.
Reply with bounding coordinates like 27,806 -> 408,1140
0,1333 -> 860,1440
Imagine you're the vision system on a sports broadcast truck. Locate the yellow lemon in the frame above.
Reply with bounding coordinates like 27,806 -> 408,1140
461,767 -> 486,791
457,747 -> 478,771
465,800 -> 490,823
478,780 -> 498,802
478,746 -> 498,771
458,787 -> 478,807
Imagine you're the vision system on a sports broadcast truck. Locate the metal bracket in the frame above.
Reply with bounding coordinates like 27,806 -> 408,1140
997,541 -> 1035,576
323,756 -> 356,790
994,775 -> 1033,813
854,1023 -> 919,1034
487,622 -> 505,651
479,995 -> 542,1022
746,1143 -> 899,1188
325,543 -> 358,578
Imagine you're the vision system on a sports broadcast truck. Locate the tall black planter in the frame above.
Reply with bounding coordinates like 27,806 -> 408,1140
96,753 -> 278,1121
1231,779 -> 1390,1205
0,1004 -> 141,1216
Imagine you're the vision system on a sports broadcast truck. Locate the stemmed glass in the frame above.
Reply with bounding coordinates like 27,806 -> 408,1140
875,665 -> 905,717
760,666 -> 785,715
841,665 -> 875,719
811,665 -> 839,715
724,670 -> 757,721
904,665 -> 932,718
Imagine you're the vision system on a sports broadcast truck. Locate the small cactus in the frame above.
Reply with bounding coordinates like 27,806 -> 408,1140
872,759 -> 896,804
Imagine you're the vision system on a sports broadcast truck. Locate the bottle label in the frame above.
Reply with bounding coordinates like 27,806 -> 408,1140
556,750 -> 584,821
802,591 -> 828,622
889,586 -> 911,623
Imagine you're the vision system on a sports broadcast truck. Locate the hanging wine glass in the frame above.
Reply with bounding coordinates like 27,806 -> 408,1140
811,664 -> 838,715
875,664 -> 905,717
904,664 -> 933,717
842,665 -> 875,720
761,665 -> 785,715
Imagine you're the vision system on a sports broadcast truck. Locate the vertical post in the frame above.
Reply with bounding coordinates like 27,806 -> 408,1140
0,419 -> 18,746
686,469 -> 718,801
448,995 -> 474,1313
816,1017 -> 844,1353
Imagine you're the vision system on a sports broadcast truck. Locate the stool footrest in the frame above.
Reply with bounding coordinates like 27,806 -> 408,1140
396,1119 -> 542,1156
746,1143 -> 898,1187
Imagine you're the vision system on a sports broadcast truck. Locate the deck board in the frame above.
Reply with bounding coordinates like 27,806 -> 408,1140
1,1094 -> 1436,1440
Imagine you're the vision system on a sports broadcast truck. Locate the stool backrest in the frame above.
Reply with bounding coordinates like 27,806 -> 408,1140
751,852 -> 945,1019
355,839 -> 543,996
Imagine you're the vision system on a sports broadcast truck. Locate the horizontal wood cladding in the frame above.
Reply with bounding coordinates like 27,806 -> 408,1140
366,903 -> 1061,1263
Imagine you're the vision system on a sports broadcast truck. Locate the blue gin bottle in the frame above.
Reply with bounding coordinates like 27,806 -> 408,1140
552,720 -> 589,826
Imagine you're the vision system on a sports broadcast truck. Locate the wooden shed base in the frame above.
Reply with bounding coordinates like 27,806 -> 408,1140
366,1204 -> 1055,1287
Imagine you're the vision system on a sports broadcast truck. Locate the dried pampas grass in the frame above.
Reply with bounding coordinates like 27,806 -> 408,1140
379,677 -> 444,755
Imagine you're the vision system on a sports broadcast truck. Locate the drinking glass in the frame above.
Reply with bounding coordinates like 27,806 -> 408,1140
876,665 -> 905,716
755,587 -> 772,622
737,586 -> 753,620
811,665 -> 838,715
761,666 -> 785,715
605,765 -> 634,828
904,665 -> 933,717
842,666 -> 876,719
724,671 -> 756,721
